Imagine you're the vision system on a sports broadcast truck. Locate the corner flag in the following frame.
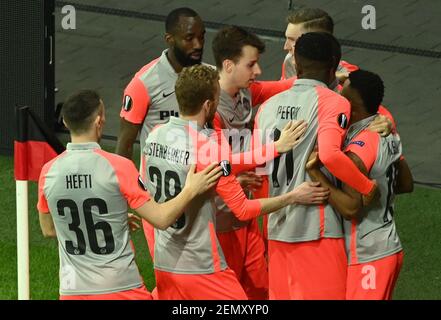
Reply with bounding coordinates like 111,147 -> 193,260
14,106 -> 64,299
14,106 -> 65,181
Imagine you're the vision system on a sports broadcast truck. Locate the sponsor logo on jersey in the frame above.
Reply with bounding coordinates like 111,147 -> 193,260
162,91 -> 175,98
159,110 -> 179,120
349,140 -> 365,147
123,95 -> 132,112
338,113 -> 348,129
219,160 -> 231,177
138,175 -> 147,191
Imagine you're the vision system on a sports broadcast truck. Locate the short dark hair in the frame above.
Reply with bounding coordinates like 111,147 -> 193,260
325,32 -> 341,70
61,90 -> 101,134
286,8 -> 334,33
348,69 -> 384,114
295,32 -> 340,70
165,7 -> 199,34
175,65 -> 219,116
212,25 -> 265,69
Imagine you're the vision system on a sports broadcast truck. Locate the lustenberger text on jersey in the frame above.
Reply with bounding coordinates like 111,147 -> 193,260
66,174 -> 92,189
277,106 -> 300,120
146,142 -> 190,165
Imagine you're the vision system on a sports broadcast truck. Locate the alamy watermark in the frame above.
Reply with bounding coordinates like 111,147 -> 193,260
144,121 -> 277,176
361,265 -> 377,290
61,5 -> 76,30
361,5 -> 376,30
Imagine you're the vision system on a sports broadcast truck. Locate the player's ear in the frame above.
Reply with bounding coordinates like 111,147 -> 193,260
294,58 -> 302,77
202,99 -> 210,113
165,33 -> 174,46
223,59 -> 234,73
98,101 -> 105,123
93,113 -> 101,128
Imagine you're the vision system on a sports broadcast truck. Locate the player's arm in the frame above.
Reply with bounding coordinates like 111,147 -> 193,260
115,119 -> 141,159
116,77 -> 150,159
250,108 -> 330,205
135,164 -> 222,230
230,120 -> 307,174
336,60 -> 359,85
38,212 -> 56,238
395,157 -> 414,194
112,152 -> 222,230
377,105 -> 396,131
339,60 -> 359,73
37,164 -> 57,238
249,78 -> 295,106
317,91 -> 376,200
211,112 -> 225,139
249,139 -> 330,207
281,57 -> 287,80
217,171 -> 328,221
367,110 -> 394,137
306,150 -> 365,220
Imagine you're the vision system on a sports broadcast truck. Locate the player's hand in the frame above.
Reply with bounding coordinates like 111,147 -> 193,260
368,114 -> 393,137
289,181 -> 330,205
362,179 -> 380,206
336,71 -> 349,85
275,120 -> 307,153
237,171 -> 263,192
306,148 -> 320,170
128,213 -> 141,232
185,163 -> 223,197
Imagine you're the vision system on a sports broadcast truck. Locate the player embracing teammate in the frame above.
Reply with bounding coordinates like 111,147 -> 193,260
37,6 -> 413,301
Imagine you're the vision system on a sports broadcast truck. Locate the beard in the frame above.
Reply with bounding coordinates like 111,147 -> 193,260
173,45 -> 203,67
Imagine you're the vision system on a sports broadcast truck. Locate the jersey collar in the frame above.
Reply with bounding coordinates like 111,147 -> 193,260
159,49 -> 179,76
345,114 -> 377,144
169,116 -> 205,131
294,78 -> 328,88
66,142 -> 101,151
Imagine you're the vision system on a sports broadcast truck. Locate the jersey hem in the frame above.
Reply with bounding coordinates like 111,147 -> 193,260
154,265 -> 228,275
349,247 -> 403,265
59,281 -> 143,296
268,233 -> 344,243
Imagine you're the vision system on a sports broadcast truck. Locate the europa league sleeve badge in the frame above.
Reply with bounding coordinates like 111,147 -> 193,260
219,160 -> 231,177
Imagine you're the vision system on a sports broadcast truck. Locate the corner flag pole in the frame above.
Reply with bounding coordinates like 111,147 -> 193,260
14,106 -> 65,300
16,180 -> 30,300
15,106 -> 31,300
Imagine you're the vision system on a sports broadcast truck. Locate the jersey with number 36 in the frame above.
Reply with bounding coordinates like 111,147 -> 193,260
37,142 -> 150,295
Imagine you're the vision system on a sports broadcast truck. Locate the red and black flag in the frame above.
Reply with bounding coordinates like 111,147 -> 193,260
14,106 -> 65,181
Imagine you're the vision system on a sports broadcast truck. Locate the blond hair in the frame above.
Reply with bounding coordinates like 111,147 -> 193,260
175,65 -> 219,116
286,8 -> 334,33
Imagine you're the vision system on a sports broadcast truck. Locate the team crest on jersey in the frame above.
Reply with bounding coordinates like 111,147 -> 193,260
348,140 -> 365,147
123,95 -> 132,112
138,176 -> 147,191
338,113 -> 348,129
219,160 -> 231,177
